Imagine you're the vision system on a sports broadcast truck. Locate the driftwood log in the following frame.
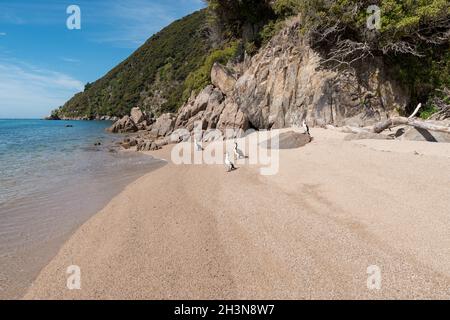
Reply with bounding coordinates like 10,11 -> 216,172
373,103 -> 450,134
342,103 -> 450,135
372,117 -> 450,134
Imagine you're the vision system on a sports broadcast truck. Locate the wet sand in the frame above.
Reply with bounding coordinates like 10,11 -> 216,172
24,129 -> 450,299
0,150 -> 165,299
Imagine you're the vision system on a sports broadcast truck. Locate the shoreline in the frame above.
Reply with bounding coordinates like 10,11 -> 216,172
0,120 -> 166,299
24,129 -> 450,299
1,158 -> 166,300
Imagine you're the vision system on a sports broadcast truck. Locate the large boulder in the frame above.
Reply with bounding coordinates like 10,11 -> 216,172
135,120 -> 150,131
107,115 -> 138,133
211,63 -> 237,95
137,140 -> 159,151
168,21 -> 409,139
260,131 -> 311,149
151,113 -> 176,137
175,86 -> 226,131
174,87 -> 248,138
344,132 -> 393,141
175,86 -> 214,128
130,107 -> 146,124
400,120 -> 450,143
216,99 -> 249,136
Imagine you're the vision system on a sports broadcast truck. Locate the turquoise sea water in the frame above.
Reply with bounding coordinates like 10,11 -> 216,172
0,119 -> 165,298
0,119 -> 112,205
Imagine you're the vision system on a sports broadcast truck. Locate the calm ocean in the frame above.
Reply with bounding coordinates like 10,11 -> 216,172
0,119 -> 165,298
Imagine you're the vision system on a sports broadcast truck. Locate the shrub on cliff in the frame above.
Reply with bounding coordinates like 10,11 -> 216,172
269,0 -> 450,114
182,41 -> 240,100
205,0 -> 276,51
206,0 -> 275,36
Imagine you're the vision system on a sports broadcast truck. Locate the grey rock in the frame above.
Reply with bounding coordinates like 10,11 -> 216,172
107,115 -> 138,133
155,138 -> 169,148
400,121 -> 450,143
260,131 -> 311,149
231,21 -> 408,130
175,85 -> 228,132
168,21 -> 409,141
151,113 -> 176,137
344,132 -> 393,141
130,107 -> 146,124
211,62 -> 237,95
217,99 -> 249,133
170,129 -> 191,143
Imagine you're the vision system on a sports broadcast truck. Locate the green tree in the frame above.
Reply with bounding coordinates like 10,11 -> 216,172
206,0 -> 275,37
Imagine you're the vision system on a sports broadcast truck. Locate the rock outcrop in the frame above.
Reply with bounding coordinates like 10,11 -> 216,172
216,100 -> 249,134
211,63 -> 237,95
164,19 -> 409,141
175,85 -> 223,131
261,131 -> 312,149
107,115 -> 138,133
230,19 -> 409,129
107,107 -> 152,133
109,20 -> 412,150
173,83 -> 249,138
130,107 -> 146,125
150,113 -> 176,137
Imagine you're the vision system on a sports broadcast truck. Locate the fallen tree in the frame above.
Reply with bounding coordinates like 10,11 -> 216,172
429,88 -> 450,121
372,117 -> 450,134
372,103 -> 450,134
341,103 -> 450,135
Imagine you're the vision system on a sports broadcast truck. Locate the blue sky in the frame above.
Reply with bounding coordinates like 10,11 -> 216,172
0,0 -> 205,118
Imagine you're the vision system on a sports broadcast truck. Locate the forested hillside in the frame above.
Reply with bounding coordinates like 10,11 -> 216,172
54,10 -> 214,119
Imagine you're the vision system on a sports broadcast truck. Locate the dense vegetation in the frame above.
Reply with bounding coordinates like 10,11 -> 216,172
182,40 -> 240,101
207,0 -> 274,36
209,0 -> 449,116
270,0 -> 450,116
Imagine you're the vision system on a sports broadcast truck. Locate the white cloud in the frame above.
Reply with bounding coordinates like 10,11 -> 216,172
0,60 -> 84,118
60,57 -> 81,63
0,32 -> 6,36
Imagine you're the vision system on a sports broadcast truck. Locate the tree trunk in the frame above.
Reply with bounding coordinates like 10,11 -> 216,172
373,117 -> 450,134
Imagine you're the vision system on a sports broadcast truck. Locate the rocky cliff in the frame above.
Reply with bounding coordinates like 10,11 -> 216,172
110,18 -> 415,152
145,19 -> 409,137
232,19 -> 409,129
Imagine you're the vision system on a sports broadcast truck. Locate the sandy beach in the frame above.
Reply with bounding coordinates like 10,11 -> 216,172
24,128 -> 450,299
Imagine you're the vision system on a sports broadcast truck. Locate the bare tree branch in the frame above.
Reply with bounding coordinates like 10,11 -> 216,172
409,103 -> 423,119
373,117 -> 450,134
